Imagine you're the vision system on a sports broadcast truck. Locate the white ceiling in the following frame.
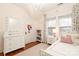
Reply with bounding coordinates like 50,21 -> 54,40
14,3 -> 74,20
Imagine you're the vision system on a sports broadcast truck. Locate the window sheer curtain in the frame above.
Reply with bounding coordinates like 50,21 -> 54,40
59,15 -> 72,27
46,18 -> 56,36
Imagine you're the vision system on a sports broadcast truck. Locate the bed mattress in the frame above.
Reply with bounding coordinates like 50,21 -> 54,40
45,42 -> 79,56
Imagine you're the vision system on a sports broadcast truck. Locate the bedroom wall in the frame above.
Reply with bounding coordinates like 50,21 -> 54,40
0,3 -> 74,52
0,4 -> 40,52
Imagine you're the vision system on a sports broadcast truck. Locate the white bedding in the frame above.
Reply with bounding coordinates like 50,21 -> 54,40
45,41 -> 79,56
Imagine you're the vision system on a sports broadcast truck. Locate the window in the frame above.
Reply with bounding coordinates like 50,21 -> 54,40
46,15 -> 72,37
46,17 -> 56,36
59,15 -> 72,27
59,15 -> 72,35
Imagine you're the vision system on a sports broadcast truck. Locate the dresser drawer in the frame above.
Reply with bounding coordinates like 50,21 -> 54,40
4,39 -> 14,53
4,32 -> 25,53
11,37 -> 25,50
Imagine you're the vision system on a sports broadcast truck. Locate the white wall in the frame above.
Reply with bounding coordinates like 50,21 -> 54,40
0,4 -> 40,52
24,18 -> 40,44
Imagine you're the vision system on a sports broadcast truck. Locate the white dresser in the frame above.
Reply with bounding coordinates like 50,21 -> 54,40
3,17 -> 25,55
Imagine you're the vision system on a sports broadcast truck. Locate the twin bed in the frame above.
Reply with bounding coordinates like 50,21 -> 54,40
40,40 -> 79,56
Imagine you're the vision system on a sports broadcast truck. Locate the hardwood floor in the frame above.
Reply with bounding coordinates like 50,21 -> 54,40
0,41 -> 41,56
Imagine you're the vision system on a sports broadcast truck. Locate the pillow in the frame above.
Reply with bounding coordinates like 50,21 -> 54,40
61,35 -> 73,44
